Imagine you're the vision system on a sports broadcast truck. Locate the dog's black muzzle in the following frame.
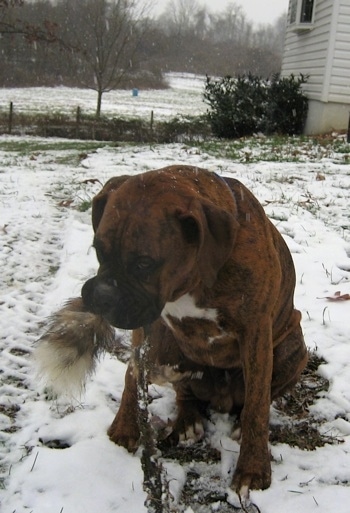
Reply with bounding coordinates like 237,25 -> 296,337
81,276 -> 162,330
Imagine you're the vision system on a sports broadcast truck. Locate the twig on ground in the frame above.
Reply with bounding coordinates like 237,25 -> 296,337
135,327 -> 166,513
30,452 -> 39,472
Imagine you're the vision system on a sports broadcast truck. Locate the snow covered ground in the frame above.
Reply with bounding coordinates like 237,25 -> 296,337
0,73 -> 206,120
1,77 -> 350,513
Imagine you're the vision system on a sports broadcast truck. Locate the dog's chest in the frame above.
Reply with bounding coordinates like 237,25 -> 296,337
161,294 -> 240,368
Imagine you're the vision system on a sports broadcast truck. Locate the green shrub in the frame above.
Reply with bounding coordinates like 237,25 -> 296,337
264,74 -> 309,135
204,74 -> 268,138
204,74 -> 308,138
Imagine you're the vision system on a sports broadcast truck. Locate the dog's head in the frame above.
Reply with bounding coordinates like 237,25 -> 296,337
81,168 -> 238,329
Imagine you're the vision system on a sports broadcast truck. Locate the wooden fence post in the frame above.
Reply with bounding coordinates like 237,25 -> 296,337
76,106 -> 81,139
150,110 -> 154,142
9,102 -> 13,134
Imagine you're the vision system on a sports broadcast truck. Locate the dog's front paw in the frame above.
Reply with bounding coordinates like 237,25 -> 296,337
108,418 -> 140,452
232,457 -> 271,492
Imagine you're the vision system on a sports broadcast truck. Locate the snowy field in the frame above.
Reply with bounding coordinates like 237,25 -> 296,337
0,73 -> 207,120
1,77 -> 350,513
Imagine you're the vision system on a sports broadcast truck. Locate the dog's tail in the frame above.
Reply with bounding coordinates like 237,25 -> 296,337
34,297 -> 116,397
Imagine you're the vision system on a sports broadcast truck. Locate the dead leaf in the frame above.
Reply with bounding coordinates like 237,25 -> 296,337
81,178 -> 102,186
58,199 -> 74,208
318,291 -> 350,301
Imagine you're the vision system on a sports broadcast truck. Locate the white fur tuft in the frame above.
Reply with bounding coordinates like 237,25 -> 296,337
34,339 -> 95,397
34,297 -> 115,397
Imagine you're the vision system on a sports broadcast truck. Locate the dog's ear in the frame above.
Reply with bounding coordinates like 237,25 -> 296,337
92,176 -> 130,232
178,201 -> 239,288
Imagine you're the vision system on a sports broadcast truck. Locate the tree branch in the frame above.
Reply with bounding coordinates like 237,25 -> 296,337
135,328 -> 165,513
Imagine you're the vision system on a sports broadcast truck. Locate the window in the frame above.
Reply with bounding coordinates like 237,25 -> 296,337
300,0 -> 315,23
289,0 -> 315,29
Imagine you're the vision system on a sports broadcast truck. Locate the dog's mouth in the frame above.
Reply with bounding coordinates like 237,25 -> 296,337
81,276 -> 162,330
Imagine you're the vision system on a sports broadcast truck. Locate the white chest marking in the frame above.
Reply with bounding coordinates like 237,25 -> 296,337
161,293 -> 218,324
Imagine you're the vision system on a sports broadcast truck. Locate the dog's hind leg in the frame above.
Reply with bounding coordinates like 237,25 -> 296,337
271,323 -> 308,400
171,381 -> 207,443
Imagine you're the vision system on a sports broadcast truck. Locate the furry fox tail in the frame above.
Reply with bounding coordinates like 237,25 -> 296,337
34,297 -> 116,396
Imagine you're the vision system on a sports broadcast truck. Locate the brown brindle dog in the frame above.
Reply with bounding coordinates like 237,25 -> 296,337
80,165 -> 307,494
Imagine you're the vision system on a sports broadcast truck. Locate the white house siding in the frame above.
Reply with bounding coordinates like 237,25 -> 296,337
328,1 -> 350,103
281,0 -> 334,101
282,0 -> 350,134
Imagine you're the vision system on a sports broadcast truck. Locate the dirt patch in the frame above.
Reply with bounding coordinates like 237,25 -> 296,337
270,350 -> 339,450
273,351 -> 329,419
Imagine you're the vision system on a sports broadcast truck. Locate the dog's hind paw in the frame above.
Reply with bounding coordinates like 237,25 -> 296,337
171,411 -> 205,445
178,421 -> 205,444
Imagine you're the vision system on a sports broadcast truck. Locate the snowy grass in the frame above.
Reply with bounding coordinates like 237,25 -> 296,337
1,75 -> 350,512
192,134 -> 350,164
0,73 -> 207,121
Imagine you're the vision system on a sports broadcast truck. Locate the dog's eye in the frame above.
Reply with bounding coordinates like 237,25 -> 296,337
134,257 -> 154,271
131,256 -> 157,278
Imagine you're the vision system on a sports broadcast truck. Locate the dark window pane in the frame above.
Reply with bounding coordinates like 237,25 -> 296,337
300,0 -> 314,23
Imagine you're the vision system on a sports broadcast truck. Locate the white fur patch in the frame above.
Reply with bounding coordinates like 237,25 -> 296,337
34,299 -> 115,398
34,340 -> 94,398
208,332 -> 229,345
161,293 -> 217,324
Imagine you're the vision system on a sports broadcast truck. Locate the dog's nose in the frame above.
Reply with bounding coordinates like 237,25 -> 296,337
92,282 -> 117,314
81,277 -> 117,315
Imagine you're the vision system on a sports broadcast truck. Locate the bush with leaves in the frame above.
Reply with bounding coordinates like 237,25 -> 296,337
204,74 -> 268,138
204,73 -> 308,138
264,73 -> 309,135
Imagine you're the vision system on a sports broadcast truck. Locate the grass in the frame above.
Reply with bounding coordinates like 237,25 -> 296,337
77,199 -> 92,212
190,133 -> 350,163
2,105 -> 349,156
0,131 -> 349,163
0,139 -> 112,154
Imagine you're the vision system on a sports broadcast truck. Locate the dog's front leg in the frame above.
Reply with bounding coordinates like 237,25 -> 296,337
108,361 -> 140,451
232,321 -> 273,493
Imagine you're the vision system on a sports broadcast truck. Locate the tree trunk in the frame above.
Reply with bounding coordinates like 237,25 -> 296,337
96,89 -> 103,118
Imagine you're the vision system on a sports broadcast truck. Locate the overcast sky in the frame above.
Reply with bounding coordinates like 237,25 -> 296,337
152,0 -> 289,25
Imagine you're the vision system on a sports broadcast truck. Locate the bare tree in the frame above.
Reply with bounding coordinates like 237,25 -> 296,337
0,0 -> 65,45
209,2 -> 249,43
60,0 -> 153,117
0,0 -> 23,24
0,0 -> 287,90
0,0 -> 80,86
169,0 -> 197,35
